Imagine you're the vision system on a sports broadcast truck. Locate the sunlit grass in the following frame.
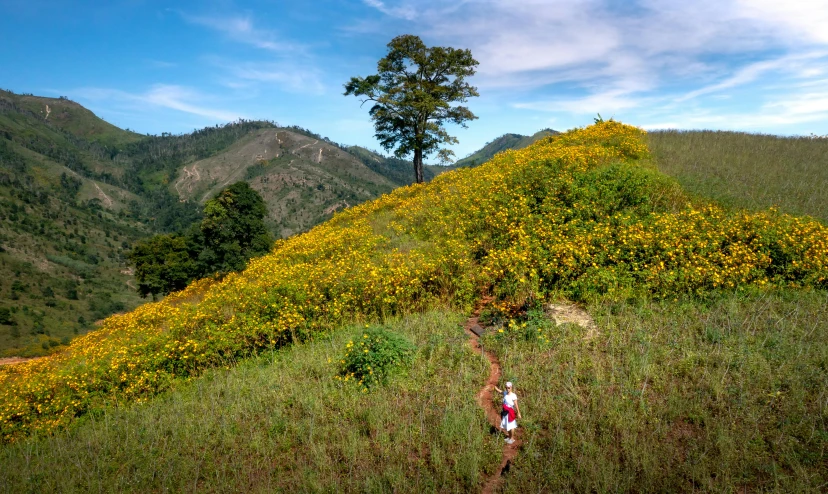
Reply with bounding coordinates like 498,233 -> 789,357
486,289 -> 828,492
647,130 -> 828,223
0,311 -> 500,492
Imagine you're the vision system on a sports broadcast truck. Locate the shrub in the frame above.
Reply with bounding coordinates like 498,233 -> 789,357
337,326 -> 415,389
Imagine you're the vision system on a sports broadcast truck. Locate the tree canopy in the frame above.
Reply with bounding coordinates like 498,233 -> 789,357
128,182 -> 273,299
199,182 -> 273,274
344,34 -> 479,183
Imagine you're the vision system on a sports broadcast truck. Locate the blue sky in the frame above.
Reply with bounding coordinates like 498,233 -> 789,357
2,0 -> 828,160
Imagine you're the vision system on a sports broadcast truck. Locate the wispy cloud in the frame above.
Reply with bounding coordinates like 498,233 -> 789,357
180,12 -> 305,53
677,51 -> 828,102
146,59 -> 177,69
211,59 -> 326,95
74,84 -> 243,122
362,0 -> 418,20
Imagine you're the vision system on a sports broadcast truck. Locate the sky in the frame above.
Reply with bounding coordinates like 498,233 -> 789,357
2,0 -> 828,160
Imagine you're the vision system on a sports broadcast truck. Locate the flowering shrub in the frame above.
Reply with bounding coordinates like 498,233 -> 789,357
336,326 -> 415,390
1,121 -> 826,442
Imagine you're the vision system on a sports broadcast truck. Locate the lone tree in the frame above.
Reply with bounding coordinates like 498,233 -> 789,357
345,34 -> 479,183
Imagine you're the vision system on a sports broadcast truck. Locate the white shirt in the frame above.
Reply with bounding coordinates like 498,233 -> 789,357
503,391 -> 517,408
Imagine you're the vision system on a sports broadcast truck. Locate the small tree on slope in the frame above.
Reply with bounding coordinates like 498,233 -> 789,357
344,34 -> 479,183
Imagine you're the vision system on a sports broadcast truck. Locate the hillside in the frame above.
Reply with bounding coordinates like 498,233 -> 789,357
1,121 -> 826,491
0,93 -> 152,357
0,89 -> 143,148
449,128 -> 558,170
647,130 -> 828,223
0,91 -> 428,356
172,128 -> 414,238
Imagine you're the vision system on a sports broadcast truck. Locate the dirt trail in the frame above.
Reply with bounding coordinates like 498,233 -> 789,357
294,139 -> 318,153
93,182 -> 113,208
0,357 -> 40,367
174,165 -> 200,196
463,298 -> 520,494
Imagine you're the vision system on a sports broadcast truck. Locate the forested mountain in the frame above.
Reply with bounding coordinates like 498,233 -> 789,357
0,90 -> 432,357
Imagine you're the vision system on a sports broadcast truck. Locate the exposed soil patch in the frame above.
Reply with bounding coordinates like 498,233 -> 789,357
0,357 -> 40,367
463,297 -> 521,493
546,301 -> 598,339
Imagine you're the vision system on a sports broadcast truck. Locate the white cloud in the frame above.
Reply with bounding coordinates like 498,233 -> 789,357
73,84 -> 243,122
180,12 -> 304,53
736,0 -> 828,44
142,85 -> 242,121
213,61 -> 326,95
362,0 -> 417,20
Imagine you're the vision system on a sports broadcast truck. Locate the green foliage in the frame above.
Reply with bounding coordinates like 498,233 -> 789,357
0,308 -> 13,325
200,182 -> 273,275
128,182 -> 273,298
338,326 -> 416,388
345,34 -> 479,183
127,234 -> 201,299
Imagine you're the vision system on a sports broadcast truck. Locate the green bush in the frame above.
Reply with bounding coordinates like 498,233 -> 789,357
337,326 -> 416,389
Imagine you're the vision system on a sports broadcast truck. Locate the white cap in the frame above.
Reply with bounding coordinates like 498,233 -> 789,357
506,381 -> 513,388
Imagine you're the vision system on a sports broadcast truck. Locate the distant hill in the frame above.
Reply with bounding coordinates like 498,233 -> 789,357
171,129 -> 426,238
1,90 -> 142,148
447,128 -> 559,170
0,90 -> 432,356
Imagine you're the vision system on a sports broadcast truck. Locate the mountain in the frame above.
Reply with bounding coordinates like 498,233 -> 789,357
170,128 -> 426,238
0,90 -> 428,357
448,128 -> 559,170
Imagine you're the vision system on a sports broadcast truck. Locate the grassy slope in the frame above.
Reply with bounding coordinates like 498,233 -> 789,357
647,130 -> 828,223
1,90 -> 142,148
487,290 -> 827,492
0,311 -> 500,492
1,123 -> 826,491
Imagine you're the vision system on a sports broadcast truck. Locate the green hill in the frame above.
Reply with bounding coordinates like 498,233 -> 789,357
1,122 -> 826,491
448,128 -> 559,170
0,89 -> 142,148
0,91 -> 455,356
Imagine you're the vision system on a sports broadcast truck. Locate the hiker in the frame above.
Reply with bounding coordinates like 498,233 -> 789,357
494,381 -> 521,444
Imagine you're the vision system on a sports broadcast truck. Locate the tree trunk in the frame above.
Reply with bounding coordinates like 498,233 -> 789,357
413,147 -> 424,183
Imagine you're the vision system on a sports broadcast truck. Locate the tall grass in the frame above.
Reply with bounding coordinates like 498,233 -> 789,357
0,310 -> 500,493
647,131 -> 828,223
485,290 -> 828,492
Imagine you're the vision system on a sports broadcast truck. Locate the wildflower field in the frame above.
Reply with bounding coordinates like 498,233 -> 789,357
2,121 -> 826,443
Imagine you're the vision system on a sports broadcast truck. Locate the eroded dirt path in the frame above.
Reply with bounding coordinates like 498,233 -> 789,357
463,298 -> 520,494
93,182 -> 113,208
0,357 -> 39,367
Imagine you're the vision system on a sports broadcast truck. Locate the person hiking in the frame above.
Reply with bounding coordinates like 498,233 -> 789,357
494,381 -> 521,444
